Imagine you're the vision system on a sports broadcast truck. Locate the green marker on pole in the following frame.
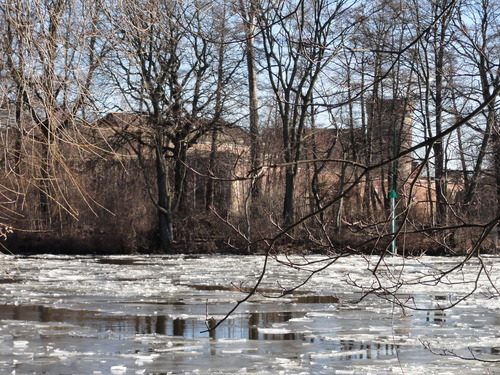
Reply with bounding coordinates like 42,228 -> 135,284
390,189 -> 397,255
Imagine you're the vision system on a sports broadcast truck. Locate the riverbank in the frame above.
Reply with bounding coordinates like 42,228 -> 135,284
4,228 -> 494,257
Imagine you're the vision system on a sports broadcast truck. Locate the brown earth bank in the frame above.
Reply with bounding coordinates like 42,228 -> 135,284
3,229 -> 494,257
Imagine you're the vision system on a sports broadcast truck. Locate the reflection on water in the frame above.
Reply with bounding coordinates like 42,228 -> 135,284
0,304 -> 315,341
295,295 -> 339,304
0,286 -> 484,344
0,305 -> 199,338
326,340 -> 399,360
425,310 -> 446,324
0,288 -> 340,341
0,298 -> 436,364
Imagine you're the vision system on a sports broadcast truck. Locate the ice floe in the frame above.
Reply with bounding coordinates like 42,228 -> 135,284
0,254 -> 497,374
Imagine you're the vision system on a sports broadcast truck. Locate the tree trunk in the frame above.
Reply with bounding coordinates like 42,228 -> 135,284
205,128 -> 218,211
156,143 -> 174,252
283,166 -> 295,226
39,118 -> 54,228
173,141 -> 188,212
238,0 -> 261,250
433,10 -> 448,227
245,3 -> 260,199
494,127 -> 500,250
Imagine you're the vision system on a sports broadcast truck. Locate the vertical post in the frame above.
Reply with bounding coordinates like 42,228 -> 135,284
389,189 -> 397,255
390,105 -> 399,255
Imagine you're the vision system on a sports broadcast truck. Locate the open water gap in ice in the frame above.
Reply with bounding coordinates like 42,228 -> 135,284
0,254 -> 498,374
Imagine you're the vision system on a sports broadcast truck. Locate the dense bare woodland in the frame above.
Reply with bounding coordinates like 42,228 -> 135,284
0,0 -> 498,257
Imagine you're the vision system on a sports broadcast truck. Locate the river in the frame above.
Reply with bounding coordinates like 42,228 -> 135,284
0,254 -> 498,374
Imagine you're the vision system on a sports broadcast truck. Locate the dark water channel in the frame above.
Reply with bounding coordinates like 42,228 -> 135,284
0,254 -> 498,374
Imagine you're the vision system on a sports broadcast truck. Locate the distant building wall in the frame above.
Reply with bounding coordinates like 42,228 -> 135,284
367,98 -> 414,186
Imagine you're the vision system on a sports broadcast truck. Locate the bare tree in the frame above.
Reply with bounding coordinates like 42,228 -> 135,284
454,0 -> 500,207
103,0 -> 242,251
1,0 -> 107,229
238,0 -> 262,251
257,0 -> 353,226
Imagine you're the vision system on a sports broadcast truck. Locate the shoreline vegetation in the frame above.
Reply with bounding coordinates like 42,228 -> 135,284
1,129 -> 498,257
3,225 -> 496,257
1,1 -> 498,258
1,122 -> 497,257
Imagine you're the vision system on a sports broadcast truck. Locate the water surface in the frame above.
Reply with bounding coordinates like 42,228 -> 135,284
0,254 -> 498,374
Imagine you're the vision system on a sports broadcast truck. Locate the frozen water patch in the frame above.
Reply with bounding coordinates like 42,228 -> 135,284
0,254 -> 498,374
288,317 -> 315,322
258,327 -> 292,335
110,365 -> 127,374
13,340 -> 29,348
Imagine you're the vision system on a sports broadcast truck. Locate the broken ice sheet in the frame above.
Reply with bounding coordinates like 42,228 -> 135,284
0,254 -> 498,374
